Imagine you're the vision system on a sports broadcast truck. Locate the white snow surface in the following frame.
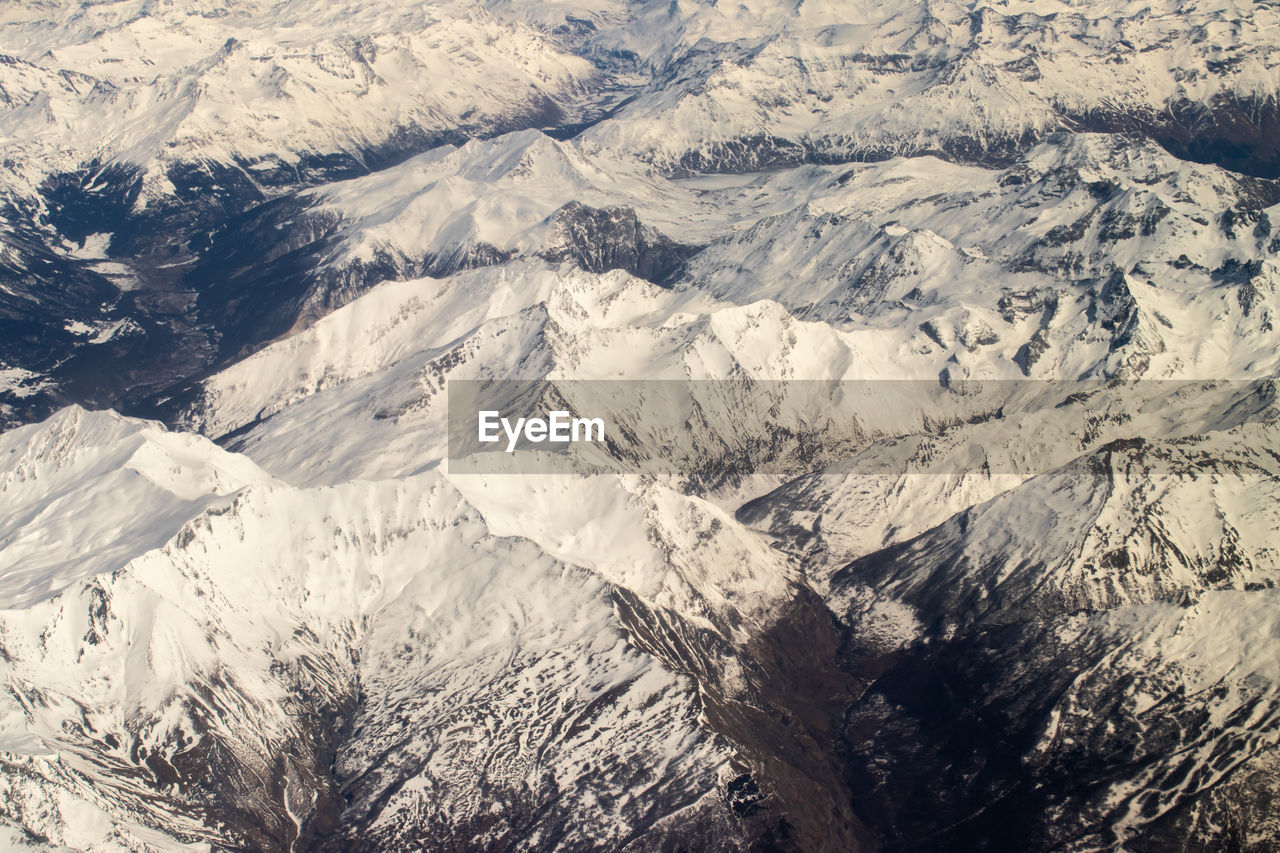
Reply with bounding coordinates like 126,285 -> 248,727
1,0 -> 1279,848
0,414 -> 741,850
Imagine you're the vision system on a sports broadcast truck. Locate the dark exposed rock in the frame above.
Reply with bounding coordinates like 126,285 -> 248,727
612,585 -> 875,853
541,201 -> 700,285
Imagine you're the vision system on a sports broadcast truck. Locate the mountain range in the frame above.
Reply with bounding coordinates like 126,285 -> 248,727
2,0 -> 1279,850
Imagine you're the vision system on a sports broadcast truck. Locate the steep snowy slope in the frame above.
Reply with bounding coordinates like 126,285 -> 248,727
0,0 -> 604,196
833,421 -> 1280,637
738,378 -> 1280,582
574,0 -> 1280,177
0,410 -> 776,851
830,424 -> 1280,850
0,406 -> 269,608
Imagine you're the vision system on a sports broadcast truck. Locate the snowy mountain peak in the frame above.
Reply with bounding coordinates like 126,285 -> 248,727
2,0 -> 1280,849
0,406 -> 270,609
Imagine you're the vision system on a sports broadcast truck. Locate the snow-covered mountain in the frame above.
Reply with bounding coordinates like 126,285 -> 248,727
2,0 -> 1279,850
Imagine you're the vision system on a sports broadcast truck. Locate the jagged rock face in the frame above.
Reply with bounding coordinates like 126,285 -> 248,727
813,425 -> 1280,851
542,201 -> 697,284
2,0 -> 1280,851
0,411 -> 770,851
840,588 -> 1280,852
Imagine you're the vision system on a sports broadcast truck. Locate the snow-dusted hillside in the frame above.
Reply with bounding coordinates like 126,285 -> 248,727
829,425 -> 1280,850
0,409 -> 780,851
0,0 -> 605,196
575,0 -> 1280,176
6,0 -> 1277,192
2,0 -> 1279,850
